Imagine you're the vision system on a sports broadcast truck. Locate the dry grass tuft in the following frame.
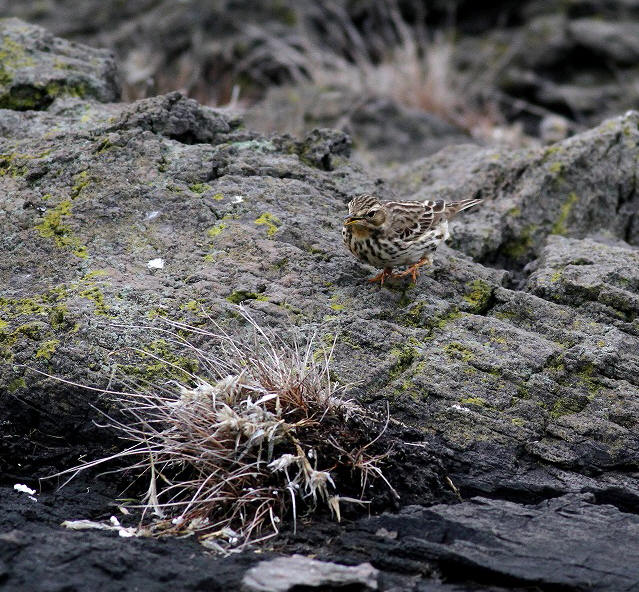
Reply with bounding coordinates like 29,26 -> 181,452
54,308 -> 395,550
236,3 -> 520,144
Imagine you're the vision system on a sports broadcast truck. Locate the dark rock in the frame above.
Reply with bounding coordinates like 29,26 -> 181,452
110,91 -> 236,144
322,494 -> 639,591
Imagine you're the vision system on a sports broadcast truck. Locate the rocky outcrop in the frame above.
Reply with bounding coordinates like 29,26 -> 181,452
0,18 -> 119,110
4,1 -> 639,135
1,17 -> 639,592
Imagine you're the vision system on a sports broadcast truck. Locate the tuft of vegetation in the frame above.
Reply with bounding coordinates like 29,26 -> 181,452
54,309 -> 396,551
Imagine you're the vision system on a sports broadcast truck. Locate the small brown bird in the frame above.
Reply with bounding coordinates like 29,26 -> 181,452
343,193 -> 483,284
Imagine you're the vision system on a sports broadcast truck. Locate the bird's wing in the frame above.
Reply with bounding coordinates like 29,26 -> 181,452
387,200 -> 446,241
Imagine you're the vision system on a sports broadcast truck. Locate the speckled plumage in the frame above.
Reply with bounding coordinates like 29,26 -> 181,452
342,193 -> 483,283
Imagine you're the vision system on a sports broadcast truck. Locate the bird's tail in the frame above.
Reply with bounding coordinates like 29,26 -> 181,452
446,195 -> 483,219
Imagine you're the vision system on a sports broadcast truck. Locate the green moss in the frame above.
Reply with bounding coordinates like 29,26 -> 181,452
255,213 -> 280,237
34,199 -> 88,258
460,397 -> 486,406
119,339 -> 199,384
400,302 -> 426,327
329,294 -> 347,312
0,34 -> 35,88
181,300 -> 201,312
14,322 -> 42,340
488,329 -> 507,344
430,308 -> 463,332
35,338 -> 59,360
543,145 -> 562,159
444,342 -> 475,362
13,298 -> 45,315
8,377 -> 26,393
84,270 -> 108,280
577,362 -> 601,395
46,80 -> 89,99
207,222 -> 227,239
147,307 -> 167,320
48,304 -> 67,329
212,193 -> 224,201
463,279 -> 493,313
548,161 -> 563,175
550,271 -> 562,283
503,224 -> 537,259
389,344 -> 418,380
71,171 -> 89,198
226,290 -> 268,304
0,154 -> 27,177
0,71 -> 90,109
95,137 -> 114,154
551,192 -> 578,235
550,396 -> 585,419
511,417 -> 525,427
272,0 -> 297,25
78,286 -> 110,315
189,183 -> 211,194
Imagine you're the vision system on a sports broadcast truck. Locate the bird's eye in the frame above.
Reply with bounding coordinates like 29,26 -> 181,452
366,211 -> 376,218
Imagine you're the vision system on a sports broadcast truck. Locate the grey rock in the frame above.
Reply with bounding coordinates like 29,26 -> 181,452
246,85 -> 470,167
569,18 -> 639,65
2,19 -> 639,592
242,555 -> 378,592
527,235 -> 639,331
0,18 -> 119,110
321,494 -> 639,591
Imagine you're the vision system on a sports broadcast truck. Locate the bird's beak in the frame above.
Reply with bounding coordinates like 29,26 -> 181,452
343,216 -> 361,226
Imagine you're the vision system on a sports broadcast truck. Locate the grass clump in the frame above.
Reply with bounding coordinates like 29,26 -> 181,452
55,309 -> 395,550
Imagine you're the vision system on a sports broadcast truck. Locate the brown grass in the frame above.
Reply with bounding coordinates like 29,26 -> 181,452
51,308 -> 395,551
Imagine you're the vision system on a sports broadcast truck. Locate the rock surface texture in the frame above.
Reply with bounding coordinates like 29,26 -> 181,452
1,17 -> 639,592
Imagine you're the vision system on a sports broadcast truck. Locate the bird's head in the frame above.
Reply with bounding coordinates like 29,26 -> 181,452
343,194 -> 387,230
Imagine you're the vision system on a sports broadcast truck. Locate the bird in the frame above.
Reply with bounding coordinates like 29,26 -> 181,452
342,193 -> 483,285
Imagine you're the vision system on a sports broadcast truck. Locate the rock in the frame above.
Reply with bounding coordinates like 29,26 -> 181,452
390,111 -> 639,268
526,235 -> 639,332
317,494 -> 639,591
569,18 -> 639,65
2,18 -> 639,592
0,18 -> 119,110
8,0 -> 639,136
246,85 -> 470,166
242,555 -> 378,592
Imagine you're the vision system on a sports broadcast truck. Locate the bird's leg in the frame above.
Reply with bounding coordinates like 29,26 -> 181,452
393,256 -> 432,283
368,267 -> 394,285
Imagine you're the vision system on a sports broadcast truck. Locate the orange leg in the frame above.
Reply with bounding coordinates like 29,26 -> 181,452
393,256 -> 432,283
368,267 -> 394,286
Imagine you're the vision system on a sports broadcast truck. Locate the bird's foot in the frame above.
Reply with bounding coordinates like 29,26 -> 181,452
393,257 -> 432,283
368,267 -> 394,286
